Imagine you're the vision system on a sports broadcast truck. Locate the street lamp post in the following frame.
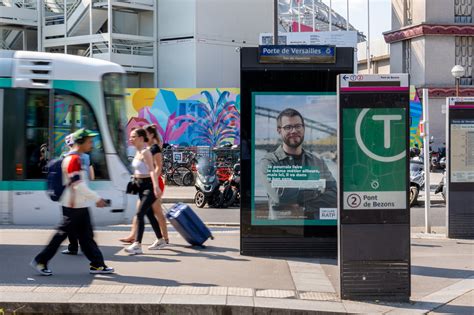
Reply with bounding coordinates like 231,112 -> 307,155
451,65 -> 465,97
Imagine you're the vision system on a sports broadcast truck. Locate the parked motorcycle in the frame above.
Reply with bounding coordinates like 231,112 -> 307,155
220,159 -> 240,208
410,159 -> 425,207
194,158 -> 222,208
429,140 -> 446,171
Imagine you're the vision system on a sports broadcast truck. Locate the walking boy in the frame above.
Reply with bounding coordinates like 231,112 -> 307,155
30,128 -> 114,275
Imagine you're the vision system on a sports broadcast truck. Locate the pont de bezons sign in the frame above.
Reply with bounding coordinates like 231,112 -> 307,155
258,45 -> 336,64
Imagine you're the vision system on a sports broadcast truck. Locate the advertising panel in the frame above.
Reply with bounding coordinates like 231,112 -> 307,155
251,92 -> 337,226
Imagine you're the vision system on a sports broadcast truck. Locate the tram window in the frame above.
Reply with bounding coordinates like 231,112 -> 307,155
53,91 -> 109,180
25,90 -> 50,179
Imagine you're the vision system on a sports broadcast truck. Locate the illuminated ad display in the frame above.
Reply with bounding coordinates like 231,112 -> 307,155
251,92 -> 337,226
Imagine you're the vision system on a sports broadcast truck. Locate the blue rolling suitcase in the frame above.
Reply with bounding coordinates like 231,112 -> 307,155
166,203 -> 214,246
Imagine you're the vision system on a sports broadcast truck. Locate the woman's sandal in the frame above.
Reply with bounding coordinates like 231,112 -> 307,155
119,237 -> 135,244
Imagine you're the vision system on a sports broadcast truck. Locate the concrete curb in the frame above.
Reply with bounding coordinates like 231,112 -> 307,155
0,301 -> 350,315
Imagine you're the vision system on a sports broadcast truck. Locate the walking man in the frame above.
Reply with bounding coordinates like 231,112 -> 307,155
30,128 -> 114,275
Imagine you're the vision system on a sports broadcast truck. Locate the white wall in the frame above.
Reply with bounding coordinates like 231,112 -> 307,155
425,36 -> 456,86
158,39 -> 196,87
158,0 -> 195,39
389,41 -> 404,73
426,0 -> 454,24
391,0 -> 405,30
196,40 -> 241,88
412,0 -> 427,25
195,0 -> 273,44
410,37 -> 425,85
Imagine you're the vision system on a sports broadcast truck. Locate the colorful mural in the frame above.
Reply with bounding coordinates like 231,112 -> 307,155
410,86 -> 423,148
125,88 -> 241,147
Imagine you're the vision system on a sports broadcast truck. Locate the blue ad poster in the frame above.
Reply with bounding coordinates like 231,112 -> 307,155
251,92 -> 338,226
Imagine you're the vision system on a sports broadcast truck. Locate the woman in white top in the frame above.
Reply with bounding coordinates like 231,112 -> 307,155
124,128 -> 165,255
119,125 -> 169,248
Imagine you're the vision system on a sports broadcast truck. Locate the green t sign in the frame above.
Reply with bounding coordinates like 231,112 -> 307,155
343,108 -> 407,210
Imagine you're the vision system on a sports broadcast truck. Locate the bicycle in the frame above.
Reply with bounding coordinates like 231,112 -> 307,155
163,148 -> 195,186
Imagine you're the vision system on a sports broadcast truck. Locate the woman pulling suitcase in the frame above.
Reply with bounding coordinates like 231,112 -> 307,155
124,128 -> 166,254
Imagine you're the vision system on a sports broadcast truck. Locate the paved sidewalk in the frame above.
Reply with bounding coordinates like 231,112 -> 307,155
0,226 -> 472,314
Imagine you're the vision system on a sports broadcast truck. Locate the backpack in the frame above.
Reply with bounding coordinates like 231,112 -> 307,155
46,153 -> 78,202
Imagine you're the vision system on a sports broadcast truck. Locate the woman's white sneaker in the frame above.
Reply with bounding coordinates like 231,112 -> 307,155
124,242 -> 142,254
148,238 -> 167,250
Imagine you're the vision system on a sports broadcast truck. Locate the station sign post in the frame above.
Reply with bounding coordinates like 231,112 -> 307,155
338,74 -> 410,301
446,97 -> 474,239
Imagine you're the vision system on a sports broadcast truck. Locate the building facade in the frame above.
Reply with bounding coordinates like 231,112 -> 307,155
0,0 -> 276,88
384,0 -> 474,148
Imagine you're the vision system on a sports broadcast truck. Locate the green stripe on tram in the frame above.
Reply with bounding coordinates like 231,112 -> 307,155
0,181 -> 46,190
0,78 -> 13,87
0,181 -> 111,191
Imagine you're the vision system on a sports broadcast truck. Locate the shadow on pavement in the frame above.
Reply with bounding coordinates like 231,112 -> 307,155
429,304 -> 474,315
411,265 -> 474,279
411,243 -> 442,248
1,244 -> 239,287
147,244 -> 249,262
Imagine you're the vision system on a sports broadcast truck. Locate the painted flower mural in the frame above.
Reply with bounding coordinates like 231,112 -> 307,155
126,88 -> 240,147
137,106 -> 196,144
191,89 -> 240,147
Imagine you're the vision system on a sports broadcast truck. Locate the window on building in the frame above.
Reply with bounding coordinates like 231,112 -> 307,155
455,0 -> 473,23
455,37 -> 473,86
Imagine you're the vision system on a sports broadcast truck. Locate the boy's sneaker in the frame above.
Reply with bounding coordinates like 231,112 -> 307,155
148,238 -> 167,250
30,259 -> 52,276
124,242 -> 142,254
90,265 -> 115,274
61,249 -> 78,255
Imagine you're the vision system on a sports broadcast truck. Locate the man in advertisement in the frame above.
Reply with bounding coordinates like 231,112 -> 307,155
260,108 -> 337,220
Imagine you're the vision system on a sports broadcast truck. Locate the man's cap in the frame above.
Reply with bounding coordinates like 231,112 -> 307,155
69,128 -> 99,143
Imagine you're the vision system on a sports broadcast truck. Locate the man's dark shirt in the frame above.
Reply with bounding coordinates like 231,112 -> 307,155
260,145 -> 337,220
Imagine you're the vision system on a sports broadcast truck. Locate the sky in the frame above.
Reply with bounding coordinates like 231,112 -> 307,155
320,0 -> 392,43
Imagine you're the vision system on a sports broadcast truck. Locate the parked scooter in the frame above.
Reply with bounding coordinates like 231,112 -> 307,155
434,170 -> 446,201
194,158 -> 222,208
438,156 -> 446,170
220,159 -> 240,208
410,159 -> 425,207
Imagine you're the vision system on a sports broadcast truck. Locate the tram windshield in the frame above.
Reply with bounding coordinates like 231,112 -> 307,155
103,72 -> 128,167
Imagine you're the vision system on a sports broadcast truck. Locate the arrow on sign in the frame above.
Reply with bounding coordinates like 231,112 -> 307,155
343,75 -> 349,80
